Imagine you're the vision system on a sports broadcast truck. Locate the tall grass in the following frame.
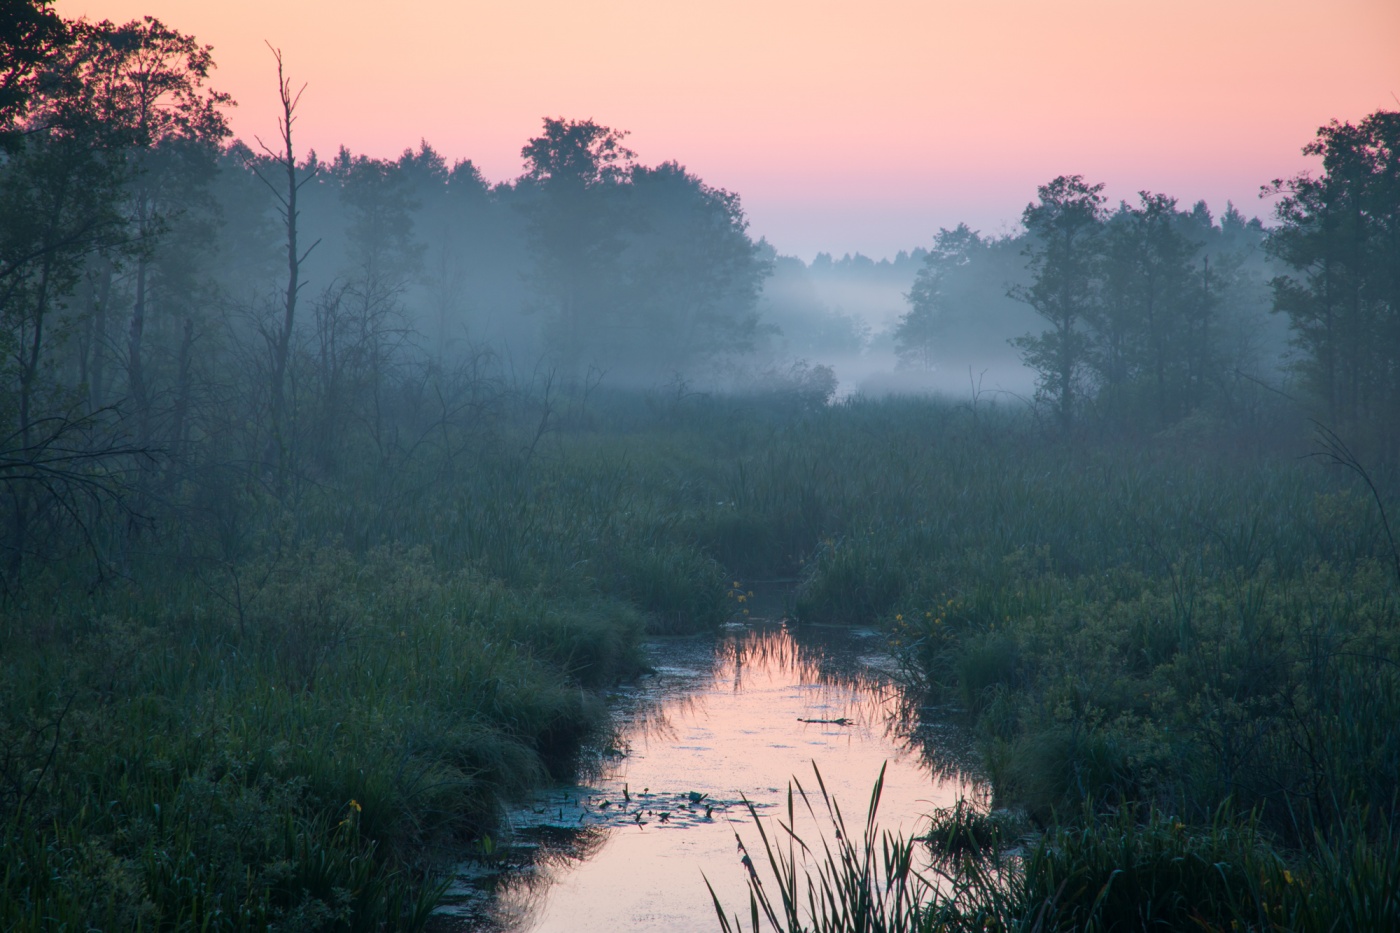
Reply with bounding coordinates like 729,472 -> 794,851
683,395 -> 1397,930
708,764 -> 940,933
5,386 -> 1397,927
715,775 -> 1400,933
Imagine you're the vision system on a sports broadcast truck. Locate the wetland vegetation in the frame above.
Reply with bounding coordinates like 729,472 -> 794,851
6,389 -> 1398,930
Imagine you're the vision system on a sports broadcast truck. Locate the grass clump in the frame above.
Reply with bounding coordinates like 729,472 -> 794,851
717,776 -> 1400,933
923,799 -> 1025,861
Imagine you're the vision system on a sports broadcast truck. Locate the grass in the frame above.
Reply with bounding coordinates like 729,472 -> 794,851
691,395 -> 1396,930
0,549 -> 630,929
708,764 -> 938,933
715,776 -> 1400,933
4,385 -> 1397,928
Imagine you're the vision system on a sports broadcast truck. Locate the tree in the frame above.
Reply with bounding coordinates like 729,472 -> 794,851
0,0 -> 70,148
0,15 -> 134,581
618,160 -> 769,373
1266,110 -> 1400,454
894,223 -> 980,370
1010,175 -> 1105,428
518,117 -> 634,367
1093,193 -> 1202,424
72,18 -> 230,469
248,45 -> 317,488
307,148 -> 420,467
0,10 -> 236,580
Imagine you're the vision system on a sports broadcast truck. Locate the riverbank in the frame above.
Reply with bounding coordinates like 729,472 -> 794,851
0,395 -> 740,929
0,550 -> 654,928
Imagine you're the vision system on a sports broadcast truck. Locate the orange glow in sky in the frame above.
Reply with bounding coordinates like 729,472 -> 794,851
56,0 -> 1400,258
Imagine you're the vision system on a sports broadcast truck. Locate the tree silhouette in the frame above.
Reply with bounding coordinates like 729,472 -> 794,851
895,224 -> 980,371
619,161 -> 768,373
1266,109 -> 1400,456
1010,175 -> 1105,429
518,117 -> 634,367
249,45 -> 317,490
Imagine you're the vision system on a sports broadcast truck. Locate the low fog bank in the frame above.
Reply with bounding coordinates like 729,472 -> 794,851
742,201 -> 1286,418
184,126 -> 1290,421
753,245 -> 1040,402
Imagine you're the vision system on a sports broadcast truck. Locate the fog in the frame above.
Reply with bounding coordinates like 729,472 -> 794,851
175,132 -> 1288,411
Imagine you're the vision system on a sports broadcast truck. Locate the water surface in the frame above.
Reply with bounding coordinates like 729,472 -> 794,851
441,617 -> 979,931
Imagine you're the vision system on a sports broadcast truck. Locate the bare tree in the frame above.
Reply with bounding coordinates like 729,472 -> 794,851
249,44 -> 318,492
1,406 -> 150,588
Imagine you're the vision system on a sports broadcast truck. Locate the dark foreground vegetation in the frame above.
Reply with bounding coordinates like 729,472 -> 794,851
6,385 -> 1398,930
4,2 -> 1400,930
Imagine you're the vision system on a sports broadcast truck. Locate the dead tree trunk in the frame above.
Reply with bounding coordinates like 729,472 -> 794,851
252,45 -> 319,495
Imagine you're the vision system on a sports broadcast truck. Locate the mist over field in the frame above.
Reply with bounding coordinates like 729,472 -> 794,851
142,128 -> 1287,411
4,3 -> 1400,931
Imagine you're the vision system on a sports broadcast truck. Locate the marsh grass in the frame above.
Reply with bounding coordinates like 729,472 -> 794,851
0,547 -> 642,929
4,388 -> 1397,927
923,799 -> 1026,861
708,764 -> 940,933
715,775 -> 1400,933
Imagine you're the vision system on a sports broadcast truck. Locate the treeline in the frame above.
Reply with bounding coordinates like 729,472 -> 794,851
886,116 -> 1400,452
893,199 -> 1279,429
0,10 -> 784,587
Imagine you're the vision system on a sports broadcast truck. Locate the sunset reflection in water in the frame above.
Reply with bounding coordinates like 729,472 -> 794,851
446,620 -> 983,932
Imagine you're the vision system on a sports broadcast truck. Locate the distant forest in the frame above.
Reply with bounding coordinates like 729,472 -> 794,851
4,9 -> 1400,580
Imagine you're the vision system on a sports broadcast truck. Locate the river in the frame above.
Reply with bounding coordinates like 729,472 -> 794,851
437,607 -> 981,931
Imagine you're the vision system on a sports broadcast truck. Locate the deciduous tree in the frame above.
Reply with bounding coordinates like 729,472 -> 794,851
1266,109 -> 1400,455
518,117 -> 634,367
1010,175 -> 1105,428
895,223 -> 980,370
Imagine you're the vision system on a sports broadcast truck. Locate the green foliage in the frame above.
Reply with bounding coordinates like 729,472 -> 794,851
709,764 -> 941,933
517,118 -> 769,374
1002,174 -> 1278,436
0,546 -> 637,930
1010,175 -> 1105,427
1267,109 -> 1400,457
923,798 -> 1025,860
894,223 -> 982,371
719,779 -> 1400,933
676,394 -> 1397,930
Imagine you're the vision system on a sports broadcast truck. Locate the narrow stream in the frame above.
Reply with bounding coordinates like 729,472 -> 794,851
438,611 -> 982,931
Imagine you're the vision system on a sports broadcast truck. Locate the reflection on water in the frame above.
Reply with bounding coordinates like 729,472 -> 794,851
440,619 -> 982,931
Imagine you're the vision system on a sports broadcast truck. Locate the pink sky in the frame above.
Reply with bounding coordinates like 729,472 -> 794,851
57,0 -> 1400,259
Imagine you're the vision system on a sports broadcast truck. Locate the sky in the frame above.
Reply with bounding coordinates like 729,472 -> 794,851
57,0 -> 1400,261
